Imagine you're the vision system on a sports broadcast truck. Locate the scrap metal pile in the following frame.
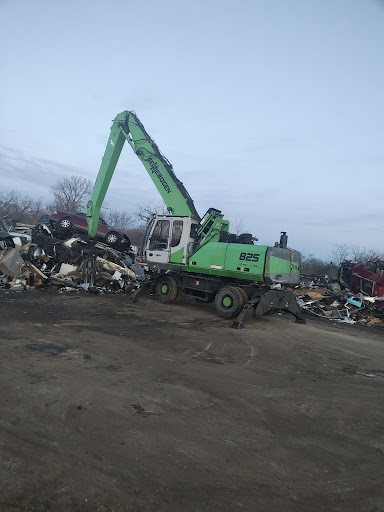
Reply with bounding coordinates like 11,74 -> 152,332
296,264 -> 384,327
2,213 -> 384,328
0,216 -> 144,295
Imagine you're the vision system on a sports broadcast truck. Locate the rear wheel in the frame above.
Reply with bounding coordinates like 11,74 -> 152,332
238,287 -> 249,304
156,276 -> 180,303
214,286 -> 246,318
105,231 -> 119,246
58,217 -> 73,232
119,234 -> 131,247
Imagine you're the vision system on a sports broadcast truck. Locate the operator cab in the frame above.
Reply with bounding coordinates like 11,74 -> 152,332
144,215 -> 199,266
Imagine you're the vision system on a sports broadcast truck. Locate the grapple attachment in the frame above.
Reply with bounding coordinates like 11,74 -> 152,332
231,289 -> 306,329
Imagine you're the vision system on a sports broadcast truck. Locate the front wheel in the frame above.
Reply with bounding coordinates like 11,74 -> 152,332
105,231 -> 119,246
214,286 -> 246,319
156,276 -> 180,303
58,217 -> 73,232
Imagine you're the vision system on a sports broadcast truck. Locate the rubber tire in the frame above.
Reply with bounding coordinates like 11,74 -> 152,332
58,217 -> 73,232
214,286 -> 246,319
238,287 -> 249,304
119,235 -> 131,247
65,271 -> 82,279
105,231 -> 119,246
156,276 -> 180,303
64,271 -> 82,284
94,272 -> 113,287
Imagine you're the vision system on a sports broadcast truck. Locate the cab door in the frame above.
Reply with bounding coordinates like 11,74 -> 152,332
145,218 -> 171,264
169,219 -> 185,265
145,217 -> 194,265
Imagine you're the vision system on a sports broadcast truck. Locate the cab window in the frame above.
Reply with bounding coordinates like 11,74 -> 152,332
190,223 -> 198,239
171,220 -> 183,247
149,220 -> 170,250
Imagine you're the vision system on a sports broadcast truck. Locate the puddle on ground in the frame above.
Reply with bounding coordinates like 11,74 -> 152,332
344,367 -> 384,381
26,344 -> 63,355
356,371 -> 384,381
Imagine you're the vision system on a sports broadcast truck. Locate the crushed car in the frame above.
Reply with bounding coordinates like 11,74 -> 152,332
0,230 -> 25,279
0,215 -> 144,295
339,259 -> 384,299
48,211 -> 131,248
0,215 -> 32,244
296,258 -> 384,326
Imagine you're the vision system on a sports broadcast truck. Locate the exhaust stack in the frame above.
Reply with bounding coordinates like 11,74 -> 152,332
279,232 -> 288,249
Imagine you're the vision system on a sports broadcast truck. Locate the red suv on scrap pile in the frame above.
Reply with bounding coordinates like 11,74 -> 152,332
339,259 -> 384,299
49,211 -> 131,248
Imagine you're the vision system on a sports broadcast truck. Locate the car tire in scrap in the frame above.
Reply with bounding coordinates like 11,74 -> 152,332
156,276 -> 180,303
93,272 -> 113,287
214,286 -> 246,318
59,217 -> 73,232
119,234 -> 131,247
65,271 -> 82,284
105,231 -> 119,246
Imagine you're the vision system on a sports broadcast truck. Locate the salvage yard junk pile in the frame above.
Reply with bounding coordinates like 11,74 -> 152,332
0,215 -> 144,294
296,259 -> 384,326
2,212 -> 384,328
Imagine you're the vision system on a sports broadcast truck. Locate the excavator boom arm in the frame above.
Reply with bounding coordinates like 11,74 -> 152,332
87,111 -> 199,237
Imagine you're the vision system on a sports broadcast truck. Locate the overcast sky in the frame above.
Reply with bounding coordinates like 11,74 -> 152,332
1,0 -> 383,258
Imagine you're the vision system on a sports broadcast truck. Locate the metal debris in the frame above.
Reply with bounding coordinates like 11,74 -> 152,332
0,232 -> 24,277
0,215 -> 146,297
295,287 -> 384,327
339,259 -> 384,299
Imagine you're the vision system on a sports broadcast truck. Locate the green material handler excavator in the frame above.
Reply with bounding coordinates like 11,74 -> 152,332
86,111 -> 305,327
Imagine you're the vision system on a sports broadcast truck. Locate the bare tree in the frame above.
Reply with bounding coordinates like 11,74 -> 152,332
125,227 -> 147,247
134,200 -> 168,223
49,176 -> 93,212
102,208 -> 135,232
0,190 -> 45,224
350,245 -> 381,262
331,243 -> 383,264
331,243 -> 350,265
228,213 -> 246,235
301,254 -> 333,276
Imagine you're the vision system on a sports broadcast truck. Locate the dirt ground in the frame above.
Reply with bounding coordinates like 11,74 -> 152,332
1,288 -> 384,512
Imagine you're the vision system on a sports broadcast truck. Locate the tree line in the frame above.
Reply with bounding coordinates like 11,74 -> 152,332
1,176 -> 382,267
301,242 -> 384,277
0,176 -> 167,246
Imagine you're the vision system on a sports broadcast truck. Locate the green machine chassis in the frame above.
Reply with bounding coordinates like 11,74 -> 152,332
87,111 -> 305,327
